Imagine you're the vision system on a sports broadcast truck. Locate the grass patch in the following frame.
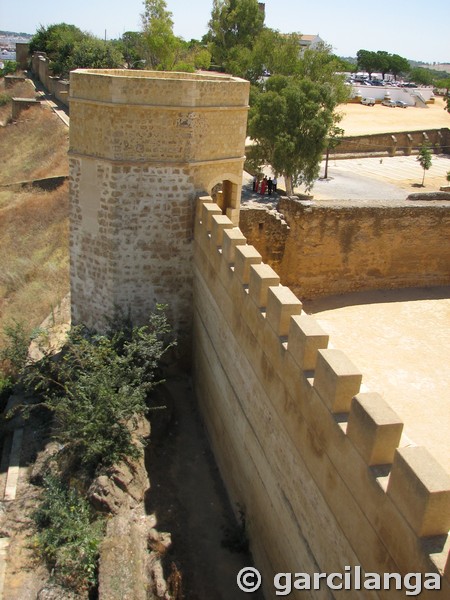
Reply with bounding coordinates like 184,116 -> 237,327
33,473 -> 105,594
0,78 -> 36,124
0,184 -> 69,344
0,104 -> 68,184
0,77 -> 69,339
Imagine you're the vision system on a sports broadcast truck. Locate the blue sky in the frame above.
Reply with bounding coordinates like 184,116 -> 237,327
1,0 -> 449,63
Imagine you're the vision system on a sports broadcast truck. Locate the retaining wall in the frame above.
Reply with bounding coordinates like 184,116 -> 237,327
334,128 -> 450,157
276,198 -> 450,300
193,195 -> 450,599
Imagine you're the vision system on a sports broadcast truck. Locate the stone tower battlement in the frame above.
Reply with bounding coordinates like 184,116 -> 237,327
69,69 -> 249,341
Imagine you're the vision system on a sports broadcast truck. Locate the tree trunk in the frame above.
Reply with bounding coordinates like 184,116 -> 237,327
324,147 -> 330,179
285,175 -> 294,196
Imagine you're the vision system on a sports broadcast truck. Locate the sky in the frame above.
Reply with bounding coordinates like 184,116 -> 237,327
1,0 -> 449,64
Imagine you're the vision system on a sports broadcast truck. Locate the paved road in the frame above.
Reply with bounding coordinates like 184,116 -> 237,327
242,154 -> 450,205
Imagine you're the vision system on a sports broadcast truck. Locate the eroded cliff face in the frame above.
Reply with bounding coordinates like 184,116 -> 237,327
241,197 -> 450,300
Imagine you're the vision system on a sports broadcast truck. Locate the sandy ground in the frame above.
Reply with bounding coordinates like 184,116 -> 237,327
304,288 -> 450,475
337,96 -> 450,136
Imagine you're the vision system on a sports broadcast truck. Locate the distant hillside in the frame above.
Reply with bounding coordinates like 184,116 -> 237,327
0,85 -> 69,340
0,31 -> 32,39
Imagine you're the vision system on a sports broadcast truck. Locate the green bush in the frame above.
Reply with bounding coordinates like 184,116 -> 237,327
25,306 -> 175,471
0,93 -> 11,107
33,474 -> 104,592
0,320 -> 34,379
0,61 -> 18,77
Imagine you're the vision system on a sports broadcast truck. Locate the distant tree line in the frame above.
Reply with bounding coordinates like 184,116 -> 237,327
25,0 -> 449,192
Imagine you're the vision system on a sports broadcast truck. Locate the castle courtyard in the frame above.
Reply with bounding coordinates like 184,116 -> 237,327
304,286 -> 450,475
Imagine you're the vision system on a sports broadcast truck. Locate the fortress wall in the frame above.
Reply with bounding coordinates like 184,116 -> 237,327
193,196 -> 450,599
263,198 -> 450,300
238,207 -> 290,272
334,128 -> 450,157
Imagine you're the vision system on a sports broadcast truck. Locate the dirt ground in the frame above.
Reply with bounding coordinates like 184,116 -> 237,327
337,96 -> 450,136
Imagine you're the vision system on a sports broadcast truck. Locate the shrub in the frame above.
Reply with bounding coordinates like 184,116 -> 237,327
0,319 -> 33,378
25,306 -> 175,471
0,93 -> 11,107
33,474 -> 104,592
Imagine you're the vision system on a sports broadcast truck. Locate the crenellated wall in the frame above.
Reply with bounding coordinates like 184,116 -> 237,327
30,52 -> 70,107
68,69 -> 450,598
193,195 -> 450,599
334,128 -> 450,158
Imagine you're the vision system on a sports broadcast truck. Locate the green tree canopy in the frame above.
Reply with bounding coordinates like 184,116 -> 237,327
29,23 -> 124,76
206,0 -> 265,69
64,38 -> 124,73
141,0 -> 180,69
388,53 -> 410,80
248,75 -> 341,194
356,49 -> 410,80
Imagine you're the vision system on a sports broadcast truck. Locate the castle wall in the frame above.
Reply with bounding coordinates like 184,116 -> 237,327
277,198 -> 450,300
333,128 -> 450,157
239,207 -> 290,273
193,196 -> 450,599
69,69 -> 249,344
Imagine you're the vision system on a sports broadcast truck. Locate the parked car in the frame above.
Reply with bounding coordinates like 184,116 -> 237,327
395,100 -> 408,108
361,97 -> 375,106
381,99 -> 396,107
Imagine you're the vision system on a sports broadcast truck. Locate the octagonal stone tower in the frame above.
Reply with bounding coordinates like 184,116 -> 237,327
69,69 -> 249,345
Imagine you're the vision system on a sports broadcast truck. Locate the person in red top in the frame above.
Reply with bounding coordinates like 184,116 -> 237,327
260,176 -> 267,195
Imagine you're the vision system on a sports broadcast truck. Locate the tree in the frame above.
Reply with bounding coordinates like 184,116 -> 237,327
141,0 -> 180,69
375,50 -> 390,79
322,126 -> 344,179
207,0 -> 265,69
65,38 -> 124,73
389,53 -> 410,80
119,31 -> 146,69
417,144 -> 432,186
28,23 -> 124,76
248,75 -> 339,194
356,50 -> 378,78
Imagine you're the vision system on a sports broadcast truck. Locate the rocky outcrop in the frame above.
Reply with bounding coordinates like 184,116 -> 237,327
93,416 -> 174,600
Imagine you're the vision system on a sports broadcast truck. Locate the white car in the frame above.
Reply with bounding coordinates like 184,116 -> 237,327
381,99 -> 396,107
361,97 -> 375,106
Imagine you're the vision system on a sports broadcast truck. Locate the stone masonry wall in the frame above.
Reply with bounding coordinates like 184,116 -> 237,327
69,69 -> 249,346
275,197 -> 450,300
239,207 -> 290,273
334,128 -> 450,157
193,196 -> 450,600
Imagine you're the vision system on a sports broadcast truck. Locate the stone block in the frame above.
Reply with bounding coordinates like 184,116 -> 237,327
226,207 -> 240,226
201,202 -> 222,232
248,263 -> 280,308
347,393 -> 403,465
211,214 -> 234,247
287,314 -> 329,371
266,286 -> 302,337
313,349 -> 362,413
221,228 -> 247,264
387,446 -> 450,537
234,245 -> 262,284
196,194 -> 213,220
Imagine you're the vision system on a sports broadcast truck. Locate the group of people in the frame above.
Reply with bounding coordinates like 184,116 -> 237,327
252,175 -> 277,196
